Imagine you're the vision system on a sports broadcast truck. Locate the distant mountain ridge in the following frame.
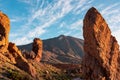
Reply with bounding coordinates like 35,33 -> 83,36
18,35 -> 84,64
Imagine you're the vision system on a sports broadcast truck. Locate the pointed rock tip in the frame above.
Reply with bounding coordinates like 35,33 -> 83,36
89,7 -> 97,11
34,38 -> 42,41
87,7 -> 99,13
0,11 -> 8,18
84,7 -> 103,24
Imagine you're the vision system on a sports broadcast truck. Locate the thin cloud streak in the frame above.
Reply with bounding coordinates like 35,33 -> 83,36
13,0 -> 91,45
100,3 -> 120,44
10,0 -> 120,45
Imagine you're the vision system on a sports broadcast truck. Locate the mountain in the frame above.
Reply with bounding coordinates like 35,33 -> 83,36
0,11 -> 81,80
18,35 -> 84,64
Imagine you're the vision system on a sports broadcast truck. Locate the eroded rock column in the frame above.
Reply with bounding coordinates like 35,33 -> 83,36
82,7 -> 120,80
32,38 -> 43,62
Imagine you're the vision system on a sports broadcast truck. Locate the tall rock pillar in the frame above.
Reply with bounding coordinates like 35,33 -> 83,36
82,7 -> 120,80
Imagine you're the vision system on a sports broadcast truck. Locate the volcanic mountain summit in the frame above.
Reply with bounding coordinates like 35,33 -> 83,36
18,35 -> 84,64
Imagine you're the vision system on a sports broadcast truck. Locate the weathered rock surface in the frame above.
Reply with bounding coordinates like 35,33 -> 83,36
32,38 -> 43,62
8,42 -> 37,77
82,7 -> 120,80
0,11 -> 36,78
0,12 -> 10,53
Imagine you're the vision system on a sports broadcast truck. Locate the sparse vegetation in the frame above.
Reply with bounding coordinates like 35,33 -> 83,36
7,69 -> 33,80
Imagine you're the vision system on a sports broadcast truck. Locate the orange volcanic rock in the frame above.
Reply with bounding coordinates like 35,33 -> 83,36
0,12 -> 10,53
0,11 -> 37,78
32,38 -> 43,62
8,42 -> 37,77
82,7 -> 120,80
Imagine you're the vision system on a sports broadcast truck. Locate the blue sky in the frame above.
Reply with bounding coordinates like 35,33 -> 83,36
0,0 -> 120,45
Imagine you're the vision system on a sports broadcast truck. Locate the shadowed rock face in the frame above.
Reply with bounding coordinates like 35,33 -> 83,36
32,38 -> 43,62
0,12 -> 10,53
82,7 -> 120,80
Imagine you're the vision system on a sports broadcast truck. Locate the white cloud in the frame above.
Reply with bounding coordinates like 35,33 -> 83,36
11,0 -> 75,45
75,5 -> 91,15
65,31 -> 72,36
12,37 -> 32,45
100,3 -> 120,30
9,33 -> 18,37
100,3 -> 120,45
11,0 -> 120,46
112,30 -> 120,45
59,22 -> 66,28
17,0 -> 36,5
27,27 -> 46,38
73,0 -> 93,14
101,3 -> 119,15
70,19 -> 83,30
10,17 -> 25,22
72,33 -> 83,39
10,19 -> 18,22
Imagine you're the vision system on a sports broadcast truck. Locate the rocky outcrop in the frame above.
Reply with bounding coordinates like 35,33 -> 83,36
32,38 -> 43,62
8,42 -> 37,77
0,11 -> 37,78
0,12 -> 10,53
82,7 -> 120,80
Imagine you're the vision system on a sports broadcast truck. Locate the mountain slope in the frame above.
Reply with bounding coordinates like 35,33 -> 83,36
18,35 -> 84,64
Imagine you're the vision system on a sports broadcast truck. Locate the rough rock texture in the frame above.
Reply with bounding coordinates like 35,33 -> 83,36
0,12 -> 10,53
8,42 -> 37,77
82,7 -> 120,80
32,38 -> 43,62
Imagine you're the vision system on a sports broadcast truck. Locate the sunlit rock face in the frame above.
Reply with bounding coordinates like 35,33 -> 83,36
32,38 -> 43,62
0,12 -> 10,53
8,42 -> 37,77
82,7 -> 120,80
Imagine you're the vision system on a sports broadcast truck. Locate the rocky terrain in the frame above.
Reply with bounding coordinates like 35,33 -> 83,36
0,11 -> 81,80
82,7 -> 120,80
18,35 -> 84,64
0,6 -> 120,80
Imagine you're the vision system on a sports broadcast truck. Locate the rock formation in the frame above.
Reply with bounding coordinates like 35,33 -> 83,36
82,7 -> 120,80
32,38 -> 43,62
0,12 -> 10,53
0,11 -> 37,78
8,42 -> 37,77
